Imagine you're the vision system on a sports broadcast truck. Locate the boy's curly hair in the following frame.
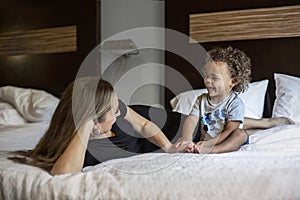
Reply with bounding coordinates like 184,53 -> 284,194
207,46 -> 252,93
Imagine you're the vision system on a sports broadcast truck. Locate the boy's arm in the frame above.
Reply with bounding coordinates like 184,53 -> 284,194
174,114 -> 199,150
174,96 -> 201,151
202,121 -> 240,147
182,114 -> 199,141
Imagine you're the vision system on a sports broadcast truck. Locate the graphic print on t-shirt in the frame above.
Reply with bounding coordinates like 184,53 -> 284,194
200,108 -> 227,134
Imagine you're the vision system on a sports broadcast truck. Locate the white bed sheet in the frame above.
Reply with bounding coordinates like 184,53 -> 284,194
1,124 -> 300,199
0,122 -> 48,151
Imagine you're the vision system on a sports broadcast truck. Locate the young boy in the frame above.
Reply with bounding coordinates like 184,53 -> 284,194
176,46 -> 252,154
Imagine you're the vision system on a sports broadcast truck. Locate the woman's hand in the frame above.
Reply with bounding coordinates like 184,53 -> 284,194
163,143 -> 188,153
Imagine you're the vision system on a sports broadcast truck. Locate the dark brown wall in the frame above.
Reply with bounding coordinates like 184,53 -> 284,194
0,0 -> 99,97
165,0 -> 300,116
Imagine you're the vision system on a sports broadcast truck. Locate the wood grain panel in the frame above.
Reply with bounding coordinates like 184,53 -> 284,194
190,5 -> 300,43
0,25 -> 77,55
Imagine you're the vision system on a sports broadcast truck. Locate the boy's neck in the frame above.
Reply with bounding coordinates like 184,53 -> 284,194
208,91 -> 232,104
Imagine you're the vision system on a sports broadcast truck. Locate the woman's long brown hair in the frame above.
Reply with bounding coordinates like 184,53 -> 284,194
10,77 -> 114,172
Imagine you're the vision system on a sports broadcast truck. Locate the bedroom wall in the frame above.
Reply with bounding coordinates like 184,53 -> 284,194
101,0 -> 165,107
0,0 -> 98,97
165,0 -> 300,115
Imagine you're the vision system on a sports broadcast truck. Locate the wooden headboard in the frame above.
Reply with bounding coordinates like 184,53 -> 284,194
0,0 -> 99,97
165,0 -> 300,117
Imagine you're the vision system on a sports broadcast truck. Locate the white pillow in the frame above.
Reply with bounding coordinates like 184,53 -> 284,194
170,79 -> 269,119
0,102 -> 28,126
272,73 -> 300,123
170,88 -> 207,116
238,80 -> 269,119
0,86 -> 59,122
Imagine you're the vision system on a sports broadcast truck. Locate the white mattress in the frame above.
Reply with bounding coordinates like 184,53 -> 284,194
1,124 -> 300,199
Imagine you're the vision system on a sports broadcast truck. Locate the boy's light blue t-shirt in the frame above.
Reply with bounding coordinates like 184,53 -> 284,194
190,92 -> 244,138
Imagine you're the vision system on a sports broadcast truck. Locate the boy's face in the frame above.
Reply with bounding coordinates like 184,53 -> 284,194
203,61 -> 235,103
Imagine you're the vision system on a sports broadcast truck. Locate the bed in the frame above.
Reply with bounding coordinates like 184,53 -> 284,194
1,77 -> 300,199
0,85 -> 300,199
0,86 -> 300,199
1,121 -> 300,199
1,1 -> 300,199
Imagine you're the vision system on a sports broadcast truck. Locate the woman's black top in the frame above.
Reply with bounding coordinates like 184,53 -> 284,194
83,100 -> 142,167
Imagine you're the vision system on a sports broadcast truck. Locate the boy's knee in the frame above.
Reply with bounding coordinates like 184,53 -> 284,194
233,129 -> 248,142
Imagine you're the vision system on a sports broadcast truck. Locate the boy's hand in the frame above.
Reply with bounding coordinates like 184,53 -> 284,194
193,141 -> 203,153
173,137 -> 194,153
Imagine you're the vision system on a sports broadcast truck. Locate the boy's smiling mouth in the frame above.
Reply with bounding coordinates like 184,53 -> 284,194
206,87 -> 215,93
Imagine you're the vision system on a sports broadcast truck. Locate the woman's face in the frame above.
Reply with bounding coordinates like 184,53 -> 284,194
95,93 -> 120,134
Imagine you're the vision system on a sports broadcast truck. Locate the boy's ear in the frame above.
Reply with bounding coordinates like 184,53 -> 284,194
230,79 -> 237,88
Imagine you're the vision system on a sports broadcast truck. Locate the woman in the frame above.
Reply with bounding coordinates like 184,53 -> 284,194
11,77 -> 185,175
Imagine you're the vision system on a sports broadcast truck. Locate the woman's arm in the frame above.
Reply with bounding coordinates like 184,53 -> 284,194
50,120 -> 93,175
124,107 -> 186,153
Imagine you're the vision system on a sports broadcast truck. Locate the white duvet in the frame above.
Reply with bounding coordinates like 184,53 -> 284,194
0,122 -> 48,151
0,86 -> 57,151
1,124 -> 300,200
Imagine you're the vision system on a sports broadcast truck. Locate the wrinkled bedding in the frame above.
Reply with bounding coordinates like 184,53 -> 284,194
1,124 -> 300,200
0,122 -> 48,151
